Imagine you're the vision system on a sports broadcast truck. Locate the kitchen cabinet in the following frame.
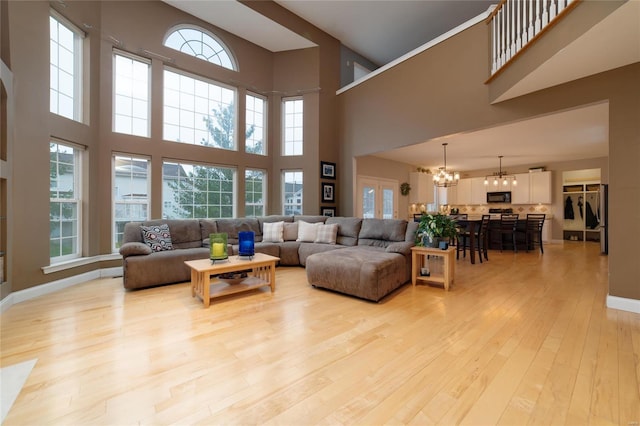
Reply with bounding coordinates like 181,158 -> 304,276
455,178 -> 472,205
530,171 -> 552,204
437,185 -> 456,205
511,173 -> 530,204
470,177 -> 487,205
409,172 -> 434,204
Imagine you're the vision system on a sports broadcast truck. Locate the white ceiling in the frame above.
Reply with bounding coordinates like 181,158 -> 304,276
162,0 -> 640,173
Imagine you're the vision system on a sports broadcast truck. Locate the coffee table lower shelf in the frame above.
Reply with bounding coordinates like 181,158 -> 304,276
185,253 -> 280,307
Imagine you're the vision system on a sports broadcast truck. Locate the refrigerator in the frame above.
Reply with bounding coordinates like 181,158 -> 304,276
600,184 -> 608,254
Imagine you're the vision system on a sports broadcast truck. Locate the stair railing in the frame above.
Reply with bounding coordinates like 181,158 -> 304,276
488,0 -> 580,77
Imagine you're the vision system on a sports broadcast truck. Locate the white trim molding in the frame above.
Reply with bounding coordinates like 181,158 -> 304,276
42,253 -> 122,274
606,295 -> 640,314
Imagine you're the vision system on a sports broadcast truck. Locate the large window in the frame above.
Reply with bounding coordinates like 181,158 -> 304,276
245,93 -> 266,155
282,98 -> 303,156
113,51 -> 150,137
245,169 -> 266,217
164,26 -> 237,71
50,12 -> 84,121
163,69 -> 236,149
162,161 -> 235,219
283,170 -> 303,215
50,141 -> 81,261
113,155 -> 150,250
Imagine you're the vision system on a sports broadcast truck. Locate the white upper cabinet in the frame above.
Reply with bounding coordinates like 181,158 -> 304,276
409,172 -> 434,204
511,173 -> 530,204
530,171 -> 552,204
470,177 -> 487,205
455,178 -> 472,205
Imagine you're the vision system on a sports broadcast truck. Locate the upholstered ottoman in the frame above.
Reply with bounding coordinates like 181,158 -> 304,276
305,245 -> 409,302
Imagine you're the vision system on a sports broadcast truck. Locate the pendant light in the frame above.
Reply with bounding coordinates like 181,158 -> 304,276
484,155 -> 517,186
433,143 -> 460,187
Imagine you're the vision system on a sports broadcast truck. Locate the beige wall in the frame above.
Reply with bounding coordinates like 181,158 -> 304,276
4,0 -> 340,293
337,18 -> 639,300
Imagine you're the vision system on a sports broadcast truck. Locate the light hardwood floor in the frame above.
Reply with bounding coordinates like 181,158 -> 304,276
1,242 -> 639,425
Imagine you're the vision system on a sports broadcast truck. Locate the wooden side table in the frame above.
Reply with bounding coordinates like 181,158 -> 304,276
411,246 -> 456,291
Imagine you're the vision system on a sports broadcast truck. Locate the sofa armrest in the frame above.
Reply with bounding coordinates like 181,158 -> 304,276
119,242 -> 152,257
385,241 -> 414,256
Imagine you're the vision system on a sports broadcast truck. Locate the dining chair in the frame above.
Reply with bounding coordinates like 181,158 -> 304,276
525,213 -> 546,253
496,213 -> 519,252
457,214 -> 490,262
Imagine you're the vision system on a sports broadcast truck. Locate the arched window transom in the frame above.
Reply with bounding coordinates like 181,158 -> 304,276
164,26 -> 237,71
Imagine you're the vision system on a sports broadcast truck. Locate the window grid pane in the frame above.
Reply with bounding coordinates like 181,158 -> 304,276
162,161 -> 235,219
283,98 -> 303,156
163,69 -> 236,150
164,27 -> 236,71
50,142 -> 81,261
245,169 -> 266,217
113,155 -> 150,250
283,170 -> 303,215
245,93 -> 266,155
50,14 -> 81,122
113,53 -> 150,137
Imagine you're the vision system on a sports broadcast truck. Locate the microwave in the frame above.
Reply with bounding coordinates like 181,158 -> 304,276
487,191 -> 512,203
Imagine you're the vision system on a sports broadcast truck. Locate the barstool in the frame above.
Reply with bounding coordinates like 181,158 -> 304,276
496,214 -> 518,252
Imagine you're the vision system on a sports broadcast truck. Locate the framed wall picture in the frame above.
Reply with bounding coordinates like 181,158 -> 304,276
320,161 -> 336,180
322,182 -> 335,202
321,207 -> 336,217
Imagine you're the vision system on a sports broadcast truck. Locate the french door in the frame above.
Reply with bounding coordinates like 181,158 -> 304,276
356,176 -> 398,219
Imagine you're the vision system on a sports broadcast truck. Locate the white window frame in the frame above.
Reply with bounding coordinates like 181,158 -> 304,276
282,170 -> 303,215
112,154 -> 151,251
245,92 -> 267,156
112,50 -> 151,137
245,169 -> 267,217
49,140 -> 83,263
50,10 -> 84,122
163,67 -> 237,150
282,97 -> 303,156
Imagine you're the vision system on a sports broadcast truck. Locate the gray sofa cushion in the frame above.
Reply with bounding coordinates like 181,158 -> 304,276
294,215 -> 327,224
119,242 -> 152,256
122,247 -> 209,289
199,219 -> 218,243
358,218 -> 408,248
306,246 -> 408,302
298,242 -> 344,266
326,217 -> 362,246
279,241 -> 301,265
215,218 -> 261,244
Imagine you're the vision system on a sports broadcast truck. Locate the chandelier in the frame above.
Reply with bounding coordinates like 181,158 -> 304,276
484,155 -> 517,187
433,143 -> 460,187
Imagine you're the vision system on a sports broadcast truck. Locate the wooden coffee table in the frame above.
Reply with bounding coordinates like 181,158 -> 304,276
185,253 -> 280,307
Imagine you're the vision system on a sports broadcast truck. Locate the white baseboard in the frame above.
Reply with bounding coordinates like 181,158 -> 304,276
606,295 -> 640,314
0,267 -> 123,314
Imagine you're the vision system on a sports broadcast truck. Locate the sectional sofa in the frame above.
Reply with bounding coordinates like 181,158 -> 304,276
119,215 -> 418,301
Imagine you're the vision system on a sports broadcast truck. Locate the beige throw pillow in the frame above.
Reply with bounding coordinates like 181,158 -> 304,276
262,221 -> 284,243
314,223 -> 339,244
296,221 -> 320,242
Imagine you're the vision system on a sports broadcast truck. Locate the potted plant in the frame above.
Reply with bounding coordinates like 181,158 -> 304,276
416,213 -> 458,248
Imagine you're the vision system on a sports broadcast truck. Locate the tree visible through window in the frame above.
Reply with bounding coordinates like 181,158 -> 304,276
245,169 -> 266,217
163,69 -> 237,149
246,93 -> 266,155
50,142 -> 81,261
163,162 -> 235,219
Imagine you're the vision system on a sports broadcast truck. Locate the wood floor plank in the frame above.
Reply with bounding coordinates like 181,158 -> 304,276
1,242 -> 639,425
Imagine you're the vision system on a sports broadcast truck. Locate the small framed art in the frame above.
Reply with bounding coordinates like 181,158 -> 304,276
321,207 -> 336,217
320,161 -> 336,180
322,182 -> 335,202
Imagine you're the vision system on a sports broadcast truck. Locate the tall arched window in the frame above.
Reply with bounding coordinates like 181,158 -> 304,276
164,26 -> 237,71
